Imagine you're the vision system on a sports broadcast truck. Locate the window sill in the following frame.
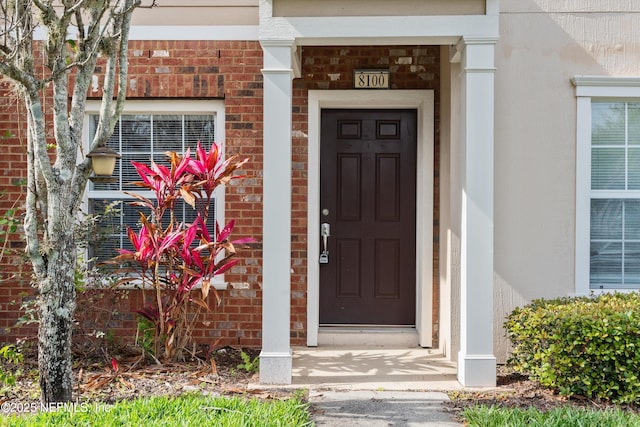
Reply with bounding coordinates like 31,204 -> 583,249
571,288 -> 639,297
91,278 -> 228,291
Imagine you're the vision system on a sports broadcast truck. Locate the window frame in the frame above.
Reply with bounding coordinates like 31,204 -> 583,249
82,99 -> 227,289
574,76 -> 640,295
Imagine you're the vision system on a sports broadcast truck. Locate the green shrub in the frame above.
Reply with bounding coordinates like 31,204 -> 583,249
237,350 -> 260,373
505,292 -> 640,404
0,344 -> 23,387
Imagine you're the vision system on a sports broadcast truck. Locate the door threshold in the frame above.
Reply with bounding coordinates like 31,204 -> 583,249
317,325 -> 419,347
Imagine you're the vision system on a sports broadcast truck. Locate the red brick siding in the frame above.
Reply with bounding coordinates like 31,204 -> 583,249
0,78 -> 31,340
0,40 -> 266,349
0,41 -> 441,350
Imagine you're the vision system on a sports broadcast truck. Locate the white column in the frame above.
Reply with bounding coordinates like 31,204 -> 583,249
457,36 -> 498,387
259,39 -> 294,384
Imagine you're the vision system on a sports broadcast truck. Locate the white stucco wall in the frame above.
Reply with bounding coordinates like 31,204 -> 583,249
131,1 -> 258,26
493,0 -> 640,361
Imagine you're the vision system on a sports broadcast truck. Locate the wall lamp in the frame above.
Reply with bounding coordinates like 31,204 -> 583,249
87,146 -> 121,183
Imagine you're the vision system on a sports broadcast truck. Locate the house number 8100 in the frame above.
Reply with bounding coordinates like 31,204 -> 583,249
354,70 -> 389,89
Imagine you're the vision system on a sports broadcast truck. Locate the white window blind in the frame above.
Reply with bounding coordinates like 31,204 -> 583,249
590,102 -> 640,288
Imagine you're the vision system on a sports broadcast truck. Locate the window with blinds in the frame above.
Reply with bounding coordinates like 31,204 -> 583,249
87,113 -> 217,265
590,102 -> 640,288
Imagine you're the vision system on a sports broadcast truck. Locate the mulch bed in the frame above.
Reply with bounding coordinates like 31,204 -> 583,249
3,342 -> 640,420
0,341 -> 287,410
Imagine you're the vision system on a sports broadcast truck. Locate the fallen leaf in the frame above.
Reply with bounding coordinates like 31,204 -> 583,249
83,374 -> 114,392
117,377 -> 135,390
211,358 -> 218,376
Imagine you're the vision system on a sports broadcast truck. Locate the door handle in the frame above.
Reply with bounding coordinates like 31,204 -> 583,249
319,223 -> 330,264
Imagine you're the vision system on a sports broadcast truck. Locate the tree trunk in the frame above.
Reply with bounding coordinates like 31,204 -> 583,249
38,276 -> 75,403
2,0 -> 143,404
37,193 -> 77,403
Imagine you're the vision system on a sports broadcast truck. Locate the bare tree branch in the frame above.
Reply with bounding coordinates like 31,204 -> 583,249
65,0 -> 90,16
72,1 -> 140,209
24,92 -> 55,187
24,108 -> 45,278
90,0 -> 139,150
0,1 -> 40,89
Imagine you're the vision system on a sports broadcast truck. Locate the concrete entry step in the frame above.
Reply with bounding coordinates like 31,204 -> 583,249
318,326 -> 419,347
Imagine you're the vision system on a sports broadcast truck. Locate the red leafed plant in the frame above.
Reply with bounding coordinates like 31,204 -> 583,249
109,142 -> 250,362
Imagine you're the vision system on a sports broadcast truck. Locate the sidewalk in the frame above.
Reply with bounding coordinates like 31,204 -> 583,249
310,390 -> 461,426
291,347 -> 464,426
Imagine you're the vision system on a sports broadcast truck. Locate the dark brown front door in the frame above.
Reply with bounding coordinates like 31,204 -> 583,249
319,109 -> 417,325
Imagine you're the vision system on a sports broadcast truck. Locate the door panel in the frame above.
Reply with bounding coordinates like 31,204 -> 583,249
337,154 -> 361,220
337,239 -> 361,297
376,154 -> 400,221
375,239 -> 400,298
319,109 -> 417,325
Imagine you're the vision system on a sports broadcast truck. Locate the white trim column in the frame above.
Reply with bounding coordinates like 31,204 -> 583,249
457,36 -> 498,387
259,39 -> 294,384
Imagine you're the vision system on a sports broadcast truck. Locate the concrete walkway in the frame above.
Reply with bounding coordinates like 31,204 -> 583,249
291,347 -> 464,426
310,390 -> 461,426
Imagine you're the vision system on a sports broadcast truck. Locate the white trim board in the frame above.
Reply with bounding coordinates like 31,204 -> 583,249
130,25 -> 259,41
34,26 -> 259,41
306,90 -> 434,348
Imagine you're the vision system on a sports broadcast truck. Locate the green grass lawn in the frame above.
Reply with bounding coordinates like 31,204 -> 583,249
464,405 -> 640,427
0,393 -> 312,427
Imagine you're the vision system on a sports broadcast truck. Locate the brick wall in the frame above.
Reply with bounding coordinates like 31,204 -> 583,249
293,46 -> 441,344
0,40 -> 266,349
0,41 -> 441,350
0,79 -> 31,339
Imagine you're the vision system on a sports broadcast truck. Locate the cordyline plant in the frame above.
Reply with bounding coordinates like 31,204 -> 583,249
108,142 -> 250,362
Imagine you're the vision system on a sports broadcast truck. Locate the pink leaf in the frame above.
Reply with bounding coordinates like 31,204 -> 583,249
195,215 -> 211,242
232,237 -> 257,245
151,161 -> 171,182
183,222 -> 198,248
131,161 -> 155,185
133,305 -> 160,321
217,220 -> 235,242
158,229 -> 183,254
195,141 -> 207,169
173,148 -> 192,179
214,258 -> 239,276
191,250 -> 204,270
